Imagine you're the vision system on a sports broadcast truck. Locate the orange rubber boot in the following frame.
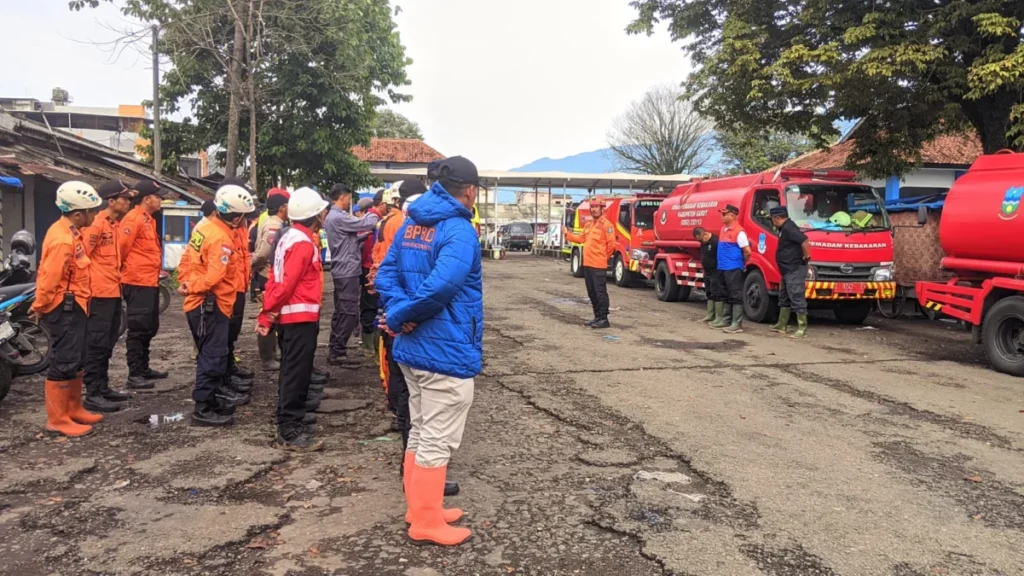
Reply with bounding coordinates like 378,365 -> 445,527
407,463 -> 471,546
67,372 -> 103,425
403,452 -> 461,524
45,380 -> 93,437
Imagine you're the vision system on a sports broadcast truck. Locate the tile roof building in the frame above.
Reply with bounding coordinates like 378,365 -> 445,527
352,138 -> 444,168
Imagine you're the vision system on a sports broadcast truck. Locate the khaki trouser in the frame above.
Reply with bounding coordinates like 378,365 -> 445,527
400,364 -> 474,468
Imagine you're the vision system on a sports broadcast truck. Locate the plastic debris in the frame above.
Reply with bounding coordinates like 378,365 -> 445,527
634,470 -> 692,485
146,412 -> 185,427
603,335 -> 619,342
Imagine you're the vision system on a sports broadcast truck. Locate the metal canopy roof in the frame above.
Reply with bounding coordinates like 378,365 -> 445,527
371,167 -> 694,191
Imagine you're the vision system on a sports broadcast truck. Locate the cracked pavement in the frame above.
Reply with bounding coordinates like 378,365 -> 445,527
1,254 -> 1022,576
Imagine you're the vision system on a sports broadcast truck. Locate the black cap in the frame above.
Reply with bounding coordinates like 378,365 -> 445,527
220,177 -> 253,194
769,206 -> 788,217
329,183 -> 354,201
133,179 -> 166,198
97,179 -> 132,200
201,200 -> 217,217
266,193 -> 288,214
719,204 -> 740,215
398,178 -> 427,199
433,156 -> 479,186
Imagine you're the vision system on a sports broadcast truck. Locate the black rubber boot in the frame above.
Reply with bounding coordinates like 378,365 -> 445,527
83,394 -> 122,413
100,379 -> 131,402
192,403 -> 235,427
141,368 -> 169,380
126,375 -> 155,390
590,318 -> 611,329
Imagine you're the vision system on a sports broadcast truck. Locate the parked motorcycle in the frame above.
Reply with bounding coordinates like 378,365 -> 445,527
0,230 -> 52,377
0,310 -> 14,404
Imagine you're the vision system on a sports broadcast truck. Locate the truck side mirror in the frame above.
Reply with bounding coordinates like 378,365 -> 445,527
917,206 -> 928,226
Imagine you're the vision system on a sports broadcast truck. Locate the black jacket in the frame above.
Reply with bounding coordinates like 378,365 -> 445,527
700,234 -> 719,272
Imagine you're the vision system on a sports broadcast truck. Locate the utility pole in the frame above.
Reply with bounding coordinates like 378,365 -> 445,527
151,24 -> 162,173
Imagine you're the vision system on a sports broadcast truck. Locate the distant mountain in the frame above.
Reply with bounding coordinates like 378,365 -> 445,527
511,149 -> 618,173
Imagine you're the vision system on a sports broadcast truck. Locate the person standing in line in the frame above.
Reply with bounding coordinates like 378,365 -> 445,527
80,180 -> 135,412
563,199 -> 616,329
375,156 -> 483,547
221,179 -> 257,390
357,192 -> 384,358
769,206 -> 812,338
178,184 -> 256,426
119,179 -> 169,389
34,181 -> 104,437
711,204 -> 752,333
693,227 -> 725,325
251,189 -> 290,371
324,184 -> 380,367
257,187 -> 330,451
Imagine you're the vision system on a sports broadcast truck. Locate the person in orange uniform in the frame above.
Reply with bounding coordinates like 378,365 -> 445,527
178,184 -> 256,426
119,179 -> 169,389
34,181 -> 104,437
563,199 -> 616,328
81,179 -> 136,412
221,178 -> 256,386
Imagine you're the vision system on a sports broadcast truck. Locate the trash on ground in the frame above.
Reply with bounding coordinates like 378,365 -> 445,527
145,412 -> 185,427
603,335 -> 619,342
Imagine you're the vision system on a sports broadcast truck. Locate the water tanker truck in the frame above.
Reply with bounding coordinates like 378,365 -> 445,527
637,169 -> 897,324
917,151 -> 1024,376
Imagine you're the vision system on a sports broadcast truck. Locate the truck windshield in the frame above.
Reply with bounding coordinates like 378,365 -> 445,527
633,199 -> 661,229
784,184 -> 890,232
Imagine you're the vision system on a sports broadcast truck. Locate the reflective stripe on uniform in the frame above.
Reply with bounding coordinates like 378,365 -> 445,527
281,303 -> 321,315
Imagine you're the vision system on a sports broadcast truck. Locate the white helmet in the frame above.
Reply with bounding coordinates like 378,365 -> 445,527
56,181 -> 102,213
289,186 -> 329,221
402,193 -> 422,216
383,186 -> 402,206
215,184 -> 256,214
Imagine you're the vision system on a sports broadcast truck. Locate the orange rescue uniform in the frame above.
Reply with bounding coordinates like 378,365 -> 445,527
82,211 -> 122,298
33,218 -> 93,315
180,217 -> 239,318
564,215 -> 616,268
232,225 -> 252,294
119,205 -> 162,287
372,210 -> 405,268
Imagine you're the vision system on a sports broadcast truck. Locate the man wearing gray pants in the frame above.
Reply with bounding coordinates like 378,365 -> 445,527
769,206 -> 811,338
325,184 -> 379,367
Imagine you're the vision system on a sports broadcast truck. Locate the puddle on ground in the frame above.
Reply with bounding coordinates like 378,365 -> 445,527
639,337 -> 747,352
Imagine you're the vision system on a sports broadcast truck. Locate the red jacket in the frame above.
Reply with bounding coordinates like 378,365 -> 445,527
258,224 -> 323,327
360,208 -> 380,269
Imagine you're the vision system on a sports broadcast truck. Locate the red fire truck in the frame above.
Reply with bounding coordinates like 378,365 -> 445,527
917,151 -> 1024,376
637,169 -> 897,324
566,193 -> 667,286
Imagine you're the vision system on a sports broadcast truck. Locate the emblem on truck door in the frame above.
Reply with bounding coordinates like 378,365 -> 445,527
1000,186 -> 1021,220
757,233 -> 766,254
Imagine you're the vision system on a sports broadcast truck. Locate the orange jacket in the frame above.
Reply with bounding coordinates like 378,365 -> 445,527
33,218 -> 92,315
232,225 -> 251,293
180,217 -> 239,317
82,210 -> 122,299
371,211 -> 405,268
564,216 -> 616,268
119,205 -> 162,287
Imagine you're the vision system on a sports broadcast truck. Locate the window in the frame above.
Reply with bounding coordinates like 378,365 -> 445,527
564,205 -> 576,228
633,199 -> 661,229
163,215 -> 188,243
618,203 -> 631,229
752,188 -> 781,231
784,184 -> 890,231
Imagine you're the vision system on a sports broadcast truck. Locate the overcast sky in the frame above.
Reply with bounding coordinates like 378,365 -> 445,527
0,0 -> 690,170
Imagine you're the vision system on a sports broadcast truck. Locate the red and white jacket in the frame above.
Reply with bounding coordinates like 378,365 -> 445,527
258,224 -> 323,327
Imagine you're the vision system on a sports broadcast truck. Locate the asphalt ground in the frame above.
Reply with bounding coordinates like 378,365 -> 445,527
1,253 -> 1021,576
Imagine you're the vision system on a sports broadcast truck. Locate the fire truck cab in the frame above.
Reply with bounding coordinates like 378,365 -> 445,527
565,193 -> 667,286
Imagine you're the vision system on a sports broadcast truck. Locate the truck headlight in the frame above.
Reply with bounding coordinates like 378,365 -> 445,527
630,249 -> 649,261
806,266 -> 816,281
873,267 -> 892,282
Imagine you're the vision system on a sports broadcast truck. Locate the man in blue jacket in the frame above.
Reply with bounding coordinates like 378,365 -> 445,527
375,156 -> 483,547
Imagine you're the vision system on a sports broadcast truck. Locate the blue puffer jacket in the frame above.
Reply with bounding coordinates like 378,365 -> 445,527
375,182 -> 483,378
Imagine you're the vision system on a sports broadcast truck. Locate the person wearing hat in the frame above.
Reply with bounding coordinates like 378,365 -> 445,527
324,183 -> 380,368
251,188 -> 290,370
118,179 -> 170,389
769,206 -> 811,338
257,187 -> 330,451
375,156 -> 482,546
356,193 -> 383,358
712,203 -> 751,333
80,180 -> 136,412
178,184 -> 256,426
34,181 -> 104,437
563,198 -> 617,329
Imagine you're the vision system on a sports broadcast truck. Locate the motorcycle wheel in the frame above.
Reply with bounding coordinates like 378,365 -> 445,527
10,319 -> 51,376
159,284 -> 171,314
0,358 -> 11,405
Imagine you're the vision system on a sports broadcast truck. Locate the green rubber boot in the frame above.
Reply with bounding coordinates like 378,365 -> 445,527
791,314 -> 808,338
709,302 -> 730,328
722,304 -> 745,333
701,300 -> 716,322
770,308 -> 791,334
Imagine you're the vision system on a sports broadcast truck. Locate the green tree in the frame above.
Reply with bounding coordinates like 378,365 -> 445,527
627,0 -> 1024,178
717,129 -> 818,174
372,109 -> 424,139
70,0 -> 411,191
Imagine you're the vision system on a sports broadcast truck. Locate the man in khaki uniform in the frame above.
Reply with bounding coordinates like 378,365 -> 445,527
251,189 -> 289,371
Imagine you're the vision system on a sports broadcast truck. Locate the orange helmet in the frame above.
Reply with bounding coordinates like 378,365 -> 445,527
590,198 -> 606,209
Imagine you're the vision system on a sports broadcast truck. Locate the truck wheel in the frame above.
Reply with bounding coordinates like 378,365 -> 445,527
613,255 -> 635,288
743,270 -> 777,323
655,262 -> 688,302
570,249 -> 584,278
982,296 -> 1024,377
833,303 -> 872,325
